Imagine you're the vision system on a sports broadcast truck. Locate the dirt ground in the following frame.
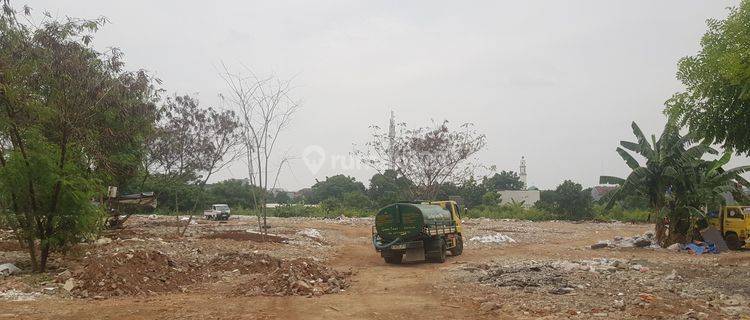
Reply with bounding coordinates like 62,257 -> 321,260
1,215 -> 749,319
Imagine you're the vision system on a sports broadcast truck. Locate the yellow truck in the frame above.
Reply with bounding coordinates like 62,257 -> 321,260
708,206 -> 750,250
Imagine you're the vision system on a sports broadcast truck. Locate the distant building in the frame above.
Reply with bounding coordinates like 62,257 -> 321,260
519,156 -> 527,189
497,190 -> 540,208
591,186 -> 618,201
494,156 -> 539,207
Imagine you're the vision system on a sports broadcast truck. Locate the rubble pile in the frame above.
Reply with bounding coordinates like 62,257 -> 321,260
469,233 -> 517,244
296,228 -> 322,239
209,252 -> 281,274
68,250 -> 198,298
201,230 -> 288,243
591,231 -> 658,249
458,258 -> 655,294
476,263 -> 571,291
235,257 -> 349,297
0,289 -> 40,301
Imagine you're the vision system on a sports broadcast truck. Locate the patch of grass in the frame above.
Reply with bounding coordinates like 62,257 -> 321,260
230,205 -> 372,218
593,204 -> 650,223
149,203 -> 651,223
466,204 -> 556,221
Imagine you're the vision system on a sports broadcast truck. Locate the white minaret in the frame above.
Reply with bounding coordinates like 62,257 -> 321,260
388,111 -> 396,170
520,156 -> 527,189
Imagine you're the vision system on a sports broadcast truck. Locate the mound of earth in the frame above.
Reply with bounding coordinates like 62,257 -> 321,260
0,241 -> 24,252
70,250 -> 198,297
65,250 -> 348,298
201,231 -> 287,243
233,257 -> 349,297
209,252 -> 281,274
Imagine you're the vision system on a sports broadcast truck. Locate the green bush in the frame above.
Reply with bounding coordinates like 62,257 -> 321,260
466,204 -> 556,221
228,205 -> 373,219
593,204 -> 650,223
154,201 -> 650,223
463,203 -> 650,222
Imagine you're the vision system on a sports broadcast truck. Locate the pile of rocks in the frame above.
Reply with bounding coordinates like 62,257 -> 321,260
565,258 -> 652,273
66,250 -> 198,298
591,231 -> 658,249
234,257 -> 349,297
456,258 -> 654,295
469,233 -> 517,244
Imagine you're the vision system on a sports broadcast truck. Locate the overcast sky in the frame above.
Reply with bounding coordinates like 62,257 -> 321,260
25,0 -> 748,190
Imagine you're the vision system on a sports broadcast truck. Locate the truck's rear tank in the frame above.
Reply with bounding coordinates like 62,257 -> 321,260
375,203 -> 453,241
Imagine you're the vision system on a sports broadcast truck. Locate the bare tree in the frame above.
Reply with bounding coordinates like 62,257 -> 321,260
355,120 -> 486,200
218,64 -> 299,235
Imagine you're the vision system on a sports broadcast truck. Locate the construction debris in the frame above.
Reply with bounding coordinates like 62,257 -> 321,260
0,289 -> 40,301
71,250 -> 195,297
297,228 -> 322,239
235,257 -> 348,296
591,232 -> 657,249
469,233 -> 516,244
0,263 -> 21,276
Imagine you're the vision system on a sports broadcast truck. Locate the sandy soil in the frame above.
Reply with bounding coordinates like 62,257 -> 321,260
0,216 -> 748,319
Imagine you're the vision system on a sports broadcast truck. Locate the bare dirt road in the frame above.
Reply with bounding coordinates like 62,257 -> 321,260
1,216 -> 748,319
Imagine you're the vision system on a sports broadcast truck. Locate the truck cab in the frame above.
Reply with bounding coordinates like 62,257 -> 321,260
204,204 -> 231,221
708,206 -> 750,250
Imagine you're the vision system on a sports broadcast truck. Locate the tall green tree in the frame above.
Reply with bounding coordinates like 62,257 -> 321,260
0,3 -> 158,271
483,171 -> 524,191
666,0 -> 750,154
206,179 -> 264,209
552,180 -> 593,219
368,169 -> 413,207
310,174 -> 366,204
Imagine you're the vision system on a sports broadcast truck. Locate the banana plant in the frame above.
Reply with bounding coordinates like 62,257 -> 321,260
676,152 -> 750,208
599,122 -> 710,220
599,121 -> 721,244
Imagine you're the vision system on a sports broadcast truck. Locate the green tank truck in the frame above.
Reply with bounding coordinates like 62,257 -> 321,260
372,201 -> 464,264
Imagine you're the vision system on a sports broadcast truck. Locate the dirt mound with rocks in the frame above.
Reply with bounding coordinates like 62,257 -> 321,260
476,263 -> 570,290
65,250 -> 348,298
201,231 -> 287,243
232,256 -> 349,297
70,250 -> 198,298
209,252 -> 281,274
0,241 -> 25,252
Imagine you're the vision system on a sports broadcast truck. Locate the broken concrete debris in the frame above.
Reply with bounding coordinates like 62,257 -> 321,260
591,231 -> 658,249
469,233 -> 516,244
0,263 -> 21,276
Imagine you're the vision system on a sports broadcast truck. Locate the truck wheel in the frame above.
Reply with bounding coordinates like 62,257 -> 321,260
435,240 -> 446,263
450,235 -> 464,256
427,239 -> 446,263
726,233 -> 742,250
384,254 -> 403,264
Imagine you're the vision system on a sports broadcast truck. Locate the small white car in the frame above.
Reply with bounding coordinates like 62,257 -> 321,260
204,204 -> 231,220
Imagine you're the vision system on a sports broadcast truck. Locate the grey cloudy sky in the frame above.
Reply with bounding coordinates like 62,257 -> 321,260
26,0 -> 748,190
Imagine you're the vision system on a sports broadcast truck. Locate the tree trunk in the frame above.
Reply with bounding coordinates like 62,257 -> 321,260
39,242 -> 50,272
25,238 -> 38,272
655,219 -> 667,247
